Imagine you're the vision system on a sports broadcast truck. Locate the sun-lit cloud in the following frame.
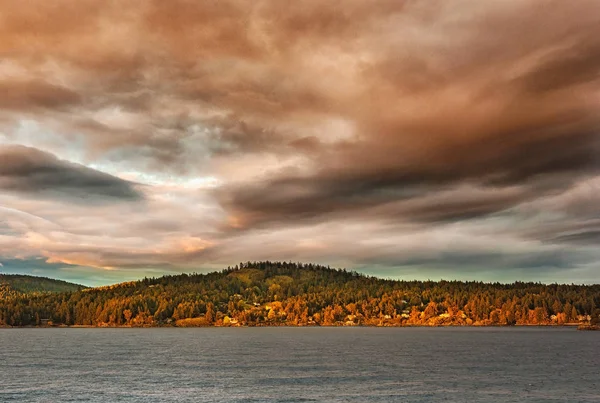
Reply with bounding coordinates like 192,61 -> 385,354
1,0 -> 600,285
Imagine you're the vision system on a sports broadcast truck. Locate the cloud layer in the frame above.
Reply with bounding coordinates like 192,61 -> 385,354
0,145 -> 141,201
1,0 -> 600,285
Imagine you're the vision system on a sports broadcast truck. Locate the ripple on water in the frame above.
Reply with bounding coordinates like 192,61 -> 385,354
0,327 -> 598,403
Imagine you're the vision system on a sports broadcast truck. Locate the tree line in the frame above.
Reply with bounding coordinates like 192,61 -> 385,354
1,261 -> 599,327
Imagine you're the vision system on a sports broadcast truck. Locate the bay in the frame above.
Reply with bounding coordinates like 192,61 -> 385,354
0,327 -> 598,402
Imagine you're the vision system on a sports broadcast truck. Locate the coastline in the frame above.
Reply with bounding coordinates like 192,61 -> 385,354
0,323 -> 585,329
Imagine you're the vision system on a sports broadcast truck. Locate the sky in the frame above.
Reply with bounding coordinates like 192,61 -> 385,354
1,1 -> 600,286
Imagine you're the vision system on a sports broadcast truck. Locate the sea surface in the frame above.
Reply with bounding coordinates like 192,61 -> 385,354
0,327 -> 598,402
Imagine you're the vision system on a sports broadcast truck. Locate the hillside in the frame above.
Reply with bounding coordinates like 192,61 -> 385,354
0,274 -> 86,299
1,261 -> 599,327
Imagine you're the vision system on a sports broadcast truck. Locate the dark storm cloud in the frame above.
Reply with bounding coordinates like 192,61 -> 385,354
534,218 -> 600,247
362,249 -> 584,272
220,125 -> 600,227
0,81 -> 81,111
550,231 -> 600,245
516,40 -> 600,94
0,145 -> 142,201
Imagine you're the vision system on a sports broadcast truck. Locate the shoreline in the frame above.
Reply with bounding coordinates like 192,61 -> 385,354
0,323 -> 584,329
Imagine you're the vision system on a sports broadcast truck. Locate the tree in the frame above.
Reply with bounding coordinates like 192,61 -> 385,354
205,303 -> 215,324
591,309 -> 600,326
123,309 -> 132,324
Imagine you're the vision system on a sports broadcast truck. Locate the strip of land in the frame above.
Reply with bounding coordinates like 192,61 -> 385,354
2,262 -> 599,328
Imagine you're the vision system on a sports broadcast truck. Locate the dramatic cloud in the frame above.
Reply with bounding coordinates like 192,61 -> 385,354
0,81 -> 81,111
0,145 -> 142,202
1,0 -> 599,285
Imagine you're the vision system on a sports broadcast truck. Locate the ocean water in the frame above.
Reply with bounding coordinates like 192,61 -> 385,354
0,327 -> 598,402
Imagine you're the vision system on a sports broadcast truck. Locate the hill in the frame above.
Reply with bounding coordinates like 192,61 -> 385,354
0,274 -> 86,299
0,261 -> 599,327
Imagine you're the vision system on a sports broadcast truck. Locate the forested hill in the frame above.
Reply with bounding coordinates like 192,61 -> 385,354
1,261 -> 599,327
0,274 -> 86,299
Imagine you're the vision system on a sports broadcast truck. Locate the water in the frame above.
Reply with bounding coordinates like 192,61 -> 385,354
0,327 -> 598,402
